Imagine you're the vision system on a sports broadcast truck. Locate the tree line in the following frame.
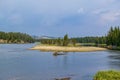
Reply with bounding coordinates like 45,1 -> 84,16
73,26 -> 120,47
40,34 -> 76,46
40,26 -> 120,47
72,36 -> 106,44
40,35 -> 106,46
0,31 -> 35,43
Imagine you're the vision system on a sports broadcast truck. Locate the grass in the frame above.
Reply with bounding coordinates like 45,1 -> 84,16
94,70 -> 120,80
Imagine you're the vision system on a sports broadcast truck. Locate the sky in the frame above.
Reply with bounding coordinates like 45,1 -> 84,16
0,0 -> 120,37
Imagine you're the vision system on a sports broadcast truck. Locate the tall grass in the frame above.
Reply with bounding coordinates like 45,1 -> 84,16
94,70 -> 120,80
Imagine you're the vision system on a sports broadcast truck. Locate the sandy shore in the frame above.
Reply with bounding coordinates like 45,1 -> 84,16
30,45 -> 107,52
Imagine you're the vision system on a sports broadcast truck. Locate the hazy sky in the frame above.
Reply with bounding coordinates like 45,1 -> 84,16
0,0 -> 120,37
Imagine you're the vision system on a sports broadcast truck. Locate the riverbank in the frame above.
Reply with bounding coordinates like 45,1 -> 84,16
30,45 -> 107,52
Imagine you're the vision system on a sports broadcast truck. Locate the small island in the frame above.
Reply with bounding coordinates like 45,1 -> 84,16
31,34 -> 107,52
31,45 -> 107,52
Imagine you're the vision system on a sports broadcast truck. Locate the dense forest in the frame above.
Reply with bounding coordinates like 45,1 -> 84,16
0,31 -> 35,43
106,26 -> 120,46
72,36 -> 106,44
74,26 -> 120,47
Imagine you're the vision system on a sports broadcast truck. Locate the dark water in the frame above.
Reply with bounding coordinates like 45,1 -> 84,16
0,44 -> 120,80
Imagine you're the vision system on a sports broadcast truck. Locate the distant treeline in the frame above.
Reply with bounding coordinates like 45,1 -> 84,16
40,36 -> 106,46
0,31 -> 34,43
72,36 -> 106,44
74,26 -> 120,47
40,26 -> 120,47
40,34 -> 76,46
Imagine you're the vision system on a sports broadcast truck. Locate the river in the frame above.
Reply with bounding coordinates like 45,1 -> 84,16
0,44 -> 120,80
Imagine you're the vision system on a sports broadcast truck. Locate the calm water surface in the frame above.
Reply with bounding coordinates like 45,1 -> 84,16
0,44 -> 120,80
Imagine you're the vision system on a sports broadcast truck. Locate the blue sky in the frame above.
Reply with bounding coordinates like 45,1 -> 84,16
0,0 -> 120,37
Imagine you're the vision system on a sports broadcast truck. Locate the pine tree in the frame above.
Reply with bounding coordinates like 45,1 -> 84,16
63,34 -> 69,46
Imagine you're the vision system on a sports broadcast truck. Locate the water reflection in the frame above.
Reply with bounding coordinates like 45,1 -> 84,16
107,50 -> 120,69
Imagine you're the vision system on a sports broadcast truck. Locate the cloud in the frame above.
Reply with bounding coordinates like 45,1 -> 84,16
0,0 -> 120,36
99,11 -> 120,24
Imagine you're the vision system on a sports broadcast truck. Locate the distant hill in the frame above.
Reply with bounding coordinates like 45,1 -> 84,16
32,35 -> 58,40
39,36 -> 57,39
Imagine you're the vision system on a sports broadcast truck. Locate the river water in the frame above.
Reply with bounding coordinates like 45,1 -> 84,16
0,44 -> 120,80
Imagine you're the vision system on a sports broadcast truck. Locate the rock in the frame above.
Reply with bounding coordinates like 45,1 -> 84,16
53,52 -> 66,56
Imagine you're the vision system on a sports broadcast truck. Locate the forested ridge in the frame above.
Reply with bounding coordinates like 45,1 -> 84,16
0,31 -> 34,43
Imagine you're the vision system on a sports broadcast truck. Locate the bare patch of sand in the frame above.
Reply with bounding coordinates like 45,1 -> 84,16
30,45 -> 107,52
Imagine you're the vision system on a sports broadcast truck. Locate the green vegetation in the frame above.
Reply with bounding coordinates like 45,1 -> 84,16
72,26 -> 120,48
40,36 -> 106,47
106,26 -> 120,46
94,70 -> 120,80
72,36 -> 106,45
40,34 -> 76,46
40,26 -> 120,49
0,31 -> 35,43
63,34 -> 69,46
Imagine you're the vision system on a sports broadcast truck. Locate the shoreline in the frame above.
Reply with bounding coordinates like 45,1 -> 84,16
30,45 -> 107,52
